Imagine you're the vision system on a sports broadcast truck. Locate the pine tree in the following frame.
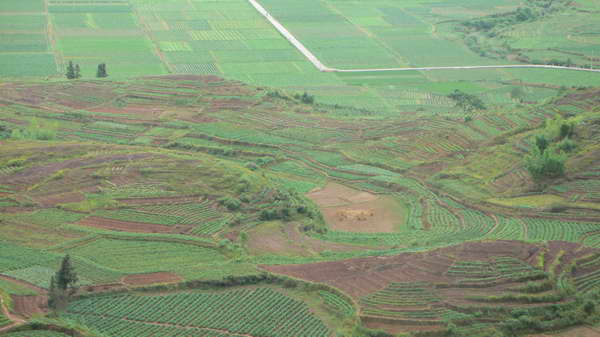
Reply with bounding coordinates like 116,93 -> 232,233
65,61 -> 76,79
48,275 -> 58,310
96,63 -> 108,78
56,254 -> 78,293
75,64 -> 81,79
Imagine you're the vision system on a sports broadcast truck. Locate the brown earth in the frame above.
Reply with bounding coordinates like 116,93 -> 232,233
122,272 -> 183,286
0,276 -> 48,318
307,182 -> 404,233
12,295 -> 48,318
246,222 -> 372,257
78,216 -> 172,233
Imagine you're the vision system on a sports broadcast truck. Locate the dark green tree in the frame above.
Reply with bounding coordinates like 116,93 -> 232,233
48,255 -> 78,311
56,254 -> 78,292
96,63 -> 108,78
535,135 -> 549,153
448,90 -> 486,112
65,61 -> 76,79
510,86 -> 525,102
47,275 -> 61,310
75,64 -> 81,79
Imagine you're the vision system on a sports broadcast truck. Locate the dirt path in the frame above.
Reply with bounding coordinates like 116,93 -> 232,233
248,0 -> 600,74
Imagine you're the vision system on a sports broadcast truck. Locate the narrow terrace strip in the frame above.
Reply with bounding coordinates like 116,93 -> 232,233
248,0 -> 600,74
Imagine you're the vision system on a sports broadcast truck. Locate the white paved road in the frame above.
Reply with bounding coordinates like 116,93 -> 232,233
248,0 -> 600,74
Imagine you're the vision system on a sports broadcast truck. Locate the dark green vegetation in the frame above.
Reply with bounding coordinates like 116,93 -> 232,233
0,75 -> 599,336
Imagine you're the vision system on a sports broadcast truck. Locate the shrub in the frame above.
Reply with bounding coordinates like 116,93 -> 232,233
525,147 -> 566,181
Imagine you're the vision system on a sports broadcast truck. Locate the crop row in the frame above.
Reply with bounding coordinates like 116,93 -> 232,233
191,217 -> 232,236
65,288 -> 330,337
318,290 -> 354,316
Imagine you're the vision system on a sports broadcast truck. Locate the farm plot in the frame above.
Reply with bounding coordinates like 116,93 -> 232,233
307,182 -> 406,233
0,10 -> 57,77
65,287 -> 331,337
65,238 -> 225,275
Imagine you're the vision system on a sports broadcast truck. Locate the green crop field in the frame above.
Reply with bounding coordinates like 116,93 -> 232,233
64,287 -> 331,337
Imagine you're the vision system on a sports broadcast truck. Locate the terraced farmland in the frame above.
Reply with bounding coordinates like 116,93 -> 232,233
0,27 -> 600,335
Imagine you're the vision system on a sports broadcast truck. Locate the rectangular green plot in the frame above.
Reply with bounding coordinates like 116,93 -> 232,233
0,0 -> 44,12
172,63 -> 221,75
0,53 -> 57,77
0,34 -> 48,52
67,58 -> 167,78
315,47 -> 402,68
52,13 -> 89,29
212,50 -> 266,63
244,39 -> 293,50
378,7 -> 423,25
159,41 -> 192,52
189,40 -> 246,50
336,71 -> 428,86
91,13 -> 139,29
155,10 -> 188,21
502,68 -> 600,87
48,4 -> 132,13
53,13 -> 138,30
168,20 -> 212,30
382,34 -> 495,67
258,49 -> 305,62
188,30 -> 244,40
247,71 -> 343,87
348,16 -> 392,27
0,14 -> 46,31
208,19 -> 269,30
238,29 -> 281,40
164,51 -> 215,63
219,61 -> 302,75
58,36 -> 155,55
153,30 -> 191,40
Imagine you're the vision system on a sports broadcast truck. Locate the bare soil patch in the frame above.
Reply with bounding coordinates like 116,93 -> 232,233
32,191 -> 85,207
78,216 -> 172,233
247,222 -> 310,257
307,182 -> 404,233
122,272 -> 183,286
12,295 -> 47,318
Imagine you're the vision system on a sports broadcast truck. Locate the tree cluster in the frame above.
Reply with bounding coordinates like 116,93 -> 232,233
96,63 -> 108,78
294,92 -> 315,104
447,90 -> 486,112
65,61 -> 81,80
525,118 -> 576,181
65,61 -> 109,79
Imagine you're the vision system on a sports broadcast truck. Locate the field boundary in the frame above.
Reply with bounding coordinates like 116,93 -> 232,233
248,0 -> 600,74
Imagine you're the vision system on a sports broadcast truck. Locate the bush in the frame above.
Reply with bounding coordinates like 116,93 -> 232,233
220,197 -> 241,211
556,138 -> 576,153
525,147 -> 566,181
294,92 -> 315,104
